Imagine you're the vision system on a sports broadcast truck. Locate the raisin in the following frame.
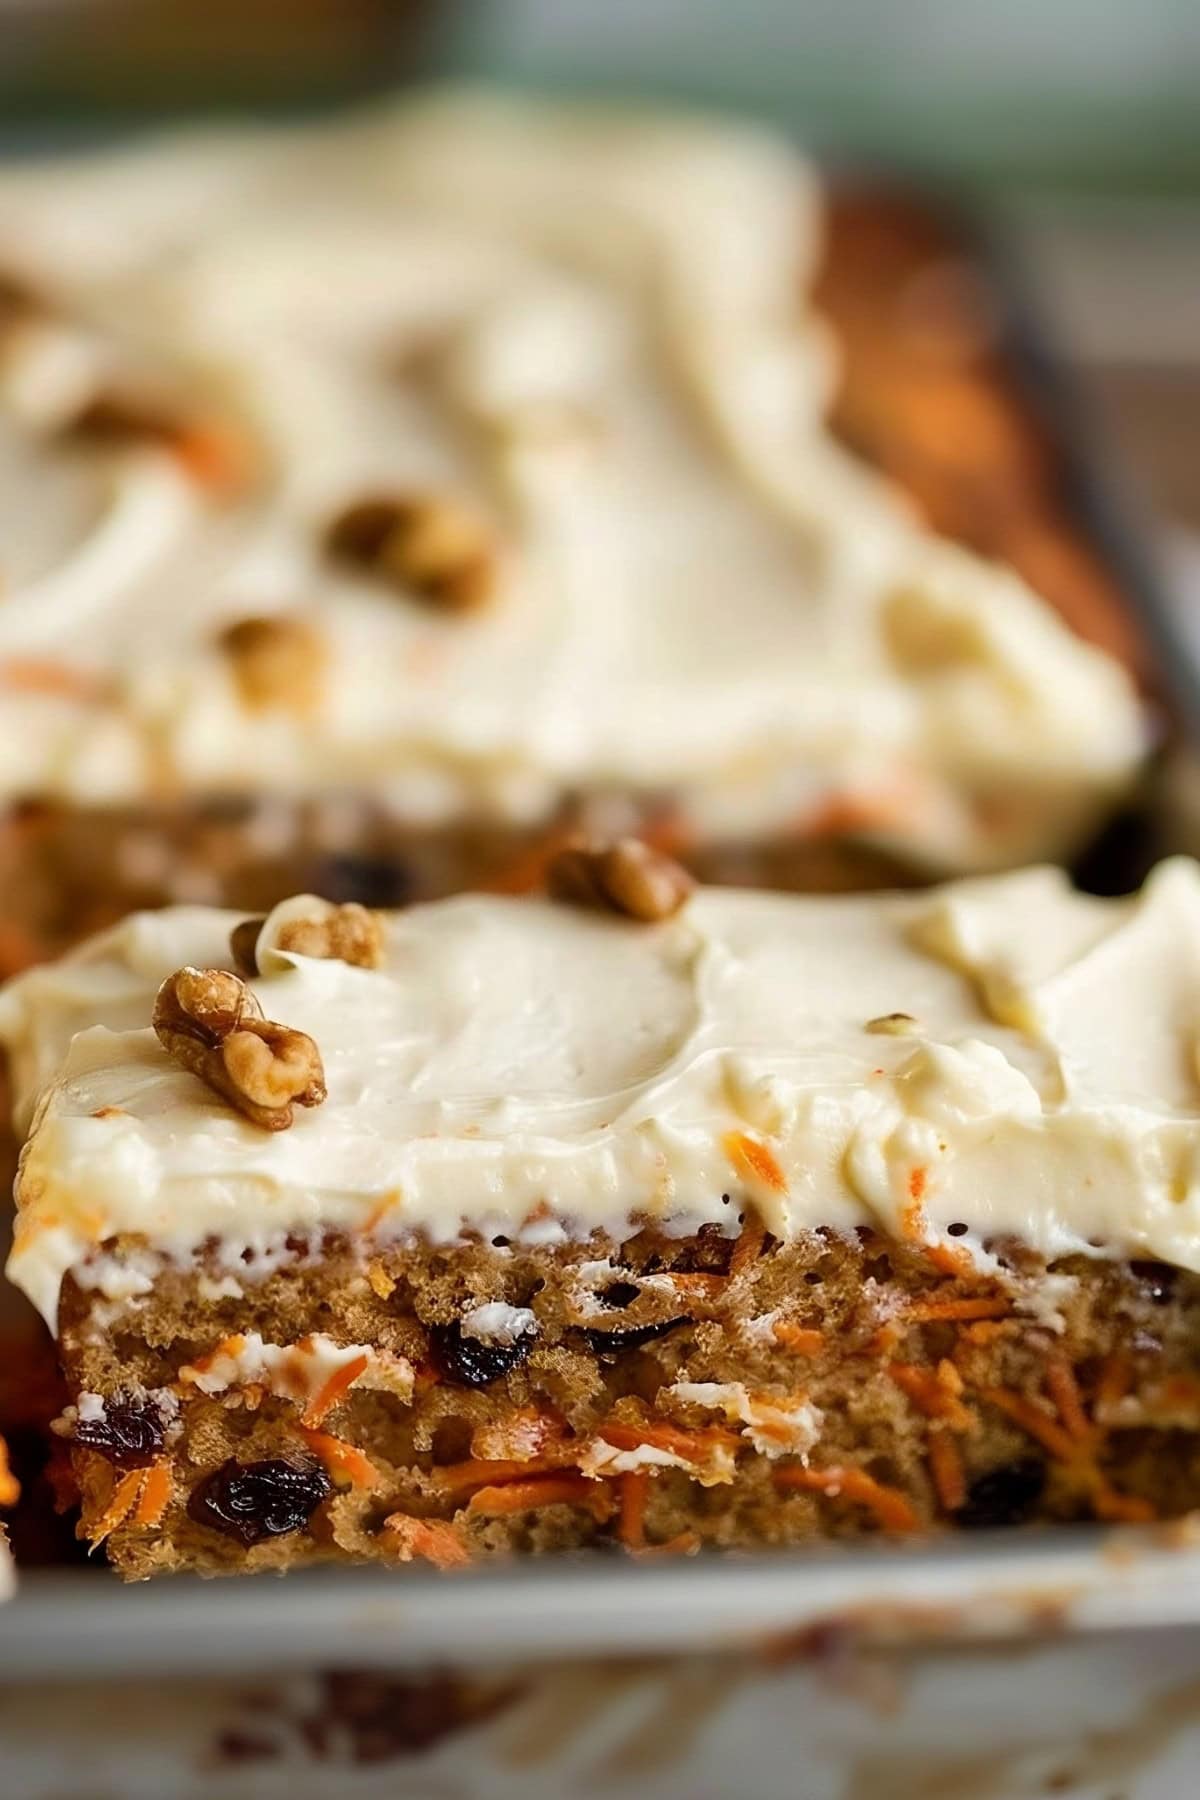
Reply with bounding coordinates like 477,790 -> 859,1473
429,1322 -> 533,1388
187,1458 -> 331,1545
597,1280 -> 642,1310
72,1392 -> 169,1469
581,1318 -> 687,1356
1130,1261 -> 1176,1306
956,1458 -> 1046,1529
312,853 -> 413,909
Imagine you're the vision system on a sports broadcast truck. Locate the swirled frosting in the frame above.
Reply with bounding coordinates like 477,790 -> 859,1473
6,861 -> 1200,1331
0,91 -> 1144,867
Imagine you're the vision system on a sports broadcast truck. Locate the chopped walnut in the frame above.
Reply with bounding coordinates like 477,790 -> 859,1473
219,615 -> 325,714
277,903 -> 385,970
230,904 -> 384,974
153,966 -> 326,1131
547,836 -> 694,923
325,492 -> 496,613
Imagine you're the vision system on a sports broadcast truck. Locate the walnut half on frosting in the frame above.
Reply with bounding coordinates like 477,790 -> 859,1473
152,967 -> 326,1131
547,836 -> 695,923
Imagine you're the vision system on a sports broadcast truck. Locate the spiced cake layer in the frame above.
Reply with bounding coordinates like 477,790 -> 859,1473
2,849 -> 1199,1576
0,93 -> 1146,968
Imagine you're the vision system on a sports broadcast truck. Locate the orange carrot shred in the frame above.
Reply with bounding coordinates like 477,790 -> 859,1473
723,1131 -> 788,1196
0,658 -> 105,701
1095,1353 -> 1131,1413
730,1208 -> 768,1279
665,1272 -> 728,1296
467,1475 -> 615,1521
301,1353 -> 370,1429
1045,1358 -> 1091,1444
774,1464 -> 919,1533
925,1242 -> 975,1278
299,1428 -> 379,1489
902,1296 -> 1011,1325
85,1468 -> 143,1548
773,1323 -> 824,1357
432,1451 -> 580,1498
632,1530 -> 701,1560
983,1388 -> 1079,1463
1089,1481 -> 1156,1525
888,1363 -> 972,1431
927,1430 -> 966,1513
618,1472 -> 649,1550
598,1419 -> 741,1461
908,1167 -> 927,1202
0,1436 -> 19,1509
384,1513 -> 473,1569
133,1462 -> 171,1527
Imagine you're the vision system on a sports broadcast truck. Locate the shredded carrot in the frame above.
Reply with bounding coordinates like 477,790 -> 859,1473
384,1513 -> 473,1569
467,1475 -> 615,1521
729,1208 -> 768,1279
301,1353 -> 370,1429
774,1464 -> 919,1533
359,1190 -> 401,1237
299,1428 -> 379,1488
927,1430 -> 966,1513
1089,1481 -> 1156,1525
902,1295 -> 1011,1325
618,1471 -> 649,1550
888,1363 -> 973,1431
925,1242 -> 975,1279
170,422 -> 255,494
132,1462 -> 171,1527
960,1319 -> 1010,1346
432,1451 -> 580,1498
632,1530 -> 701,1559
0,1436 -> 19,1508
0,658 -> 105,701
1045,1358 -> 1091,1444
665,1271 -> 728,1296
983,1388 -> 1079,1464
773,1323 -> 824,1357
1095,1353 -> 1132,1413
908,1167 -> 927,1202
597,1419 -> 741,1461
84,1468 -> 143,1548
724,1131 -> 788,1195
366,1261 -> 396,1301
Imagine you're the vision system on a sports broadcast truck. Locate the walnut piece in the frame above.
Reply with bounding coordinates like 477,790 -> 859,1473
547,837 -> 694,923
277,903 -> 385,970
219,615 -> 325,713
230,904 -> 384,975
153,966 -> 326,1131
325,492 -> 496,613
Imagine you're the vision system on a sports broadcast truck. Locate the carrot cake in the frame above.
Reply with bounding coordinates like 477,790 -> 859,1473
1,844 -> 1197,1577
0,93 -> 1147,966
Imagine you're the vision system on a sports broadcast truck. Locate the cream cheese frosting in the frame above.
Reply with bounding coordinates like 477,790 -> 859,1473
0,90 -> 1144,868
7,860 -> 1200,1331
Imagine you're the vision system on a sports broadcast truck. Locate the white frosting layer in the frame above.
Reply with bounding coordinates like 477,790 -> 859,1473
0,91 -> 1144,867
6,862 -> 1200,1331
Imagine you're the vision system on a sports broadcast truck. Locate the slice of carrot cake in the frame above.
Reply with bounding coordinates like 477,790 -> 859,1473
2,844 -> 1197,1577
0,93 -> 1147,970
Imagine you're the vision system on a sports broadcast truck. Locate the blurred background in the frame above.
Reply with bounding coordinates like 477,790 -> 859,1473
1,0 -> 1196,541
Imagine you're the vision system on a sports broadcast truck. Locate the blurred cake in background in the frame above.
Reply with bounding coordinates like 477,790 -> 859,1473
0,92 -> 1149,967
